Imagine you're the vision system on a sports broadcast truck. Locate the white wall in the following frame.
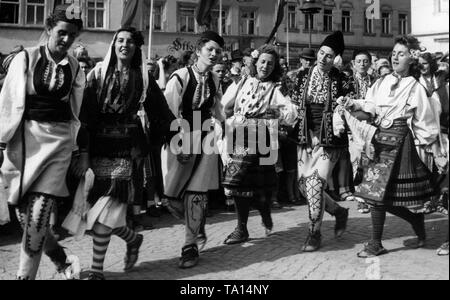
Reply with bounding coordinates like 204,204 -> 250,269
411,0 -> 449,53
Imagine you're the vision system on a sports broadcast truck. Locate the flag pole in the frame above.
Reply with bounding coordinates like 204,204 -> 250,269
219,0 -> 223,36
148,0 -> 154,59
286,3 -> 290,68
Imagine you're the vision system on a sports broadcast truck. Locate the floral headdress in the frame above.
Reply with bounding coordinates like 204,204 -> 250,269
251,50 -> 260,60
409,47 -> 426,60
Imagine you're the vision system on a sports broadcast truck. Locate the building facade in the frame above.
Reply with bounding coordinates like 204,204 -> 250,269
276,0 -> 411,65
0,0 -> 411,64
411,0 -> 449,53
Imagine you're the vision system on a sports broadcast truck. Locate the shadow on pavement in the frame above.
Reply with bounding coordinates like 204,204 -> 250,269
99,213 -> 448,280
0,204 -> 300,248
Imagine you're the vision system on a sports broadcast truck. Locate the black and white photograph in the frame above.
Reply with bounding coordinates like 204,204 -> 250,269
0,0 -> 448,283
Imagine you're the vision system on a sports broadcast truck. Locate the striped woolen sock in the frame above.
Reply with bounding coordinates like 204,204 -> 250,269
112,227 -> 138,245
370,206 -> 386,247
91,231 -> 111,274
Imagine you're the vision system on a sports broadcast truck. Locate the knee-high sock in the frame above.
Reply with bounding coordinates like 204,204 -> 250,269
301,172 -> 326,234
15,194 -> 54,280
234,197 -> 251,234
386,206 -> 426,240
184,192 -> 207,247
254,193 -> 273,230
15,197 -> 67,274
370,206 -> 386,247
112,226 -> 138,245
91,223 -> 112,274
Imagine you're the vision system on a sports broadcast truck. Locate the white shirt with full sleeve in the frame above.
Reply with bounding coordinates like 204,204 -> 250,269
161,67 -> 223,198
220,77 -> 298,164
360,74 -> 439,147
0,46 -> 85,205
221,76 -> 298,126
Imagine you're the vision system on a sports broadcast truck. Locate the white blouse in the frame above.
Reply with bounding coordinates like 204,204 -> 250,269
360,74 -> 439,146
164,67 -> 225,122
0,46 -> 85,150
221,76 -> 298,127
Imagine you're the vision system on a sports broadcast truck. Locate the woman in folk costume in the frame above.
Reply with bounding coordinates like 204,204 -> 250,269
162,31 -> 225,269
418,52 -> 441,98
344,36 -> 443,257
418,52 -> 450,256
416,52 -> 449,172
435,64 -> 449,256
0,5 -> 85,280
76,27 -> 175,280
291,31 -> 351,252
346,49 -> 377,213
220,45 -> 298,245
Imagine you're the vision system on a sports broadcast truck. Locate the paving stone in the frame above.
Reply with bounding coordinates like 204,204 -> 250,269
0,202 -> 448,280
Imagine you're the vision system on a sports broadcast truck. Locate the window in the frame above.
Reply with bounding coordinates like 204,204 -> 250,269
179,5 -> 195,33
399,13 -> 408,35
153,3 -> 163,31
240,9 -> 257,35
288,4 -> 297,30
381,12 -> 391,35
211,8 -> 228,34
26,0 -> 46,25
364,12 -> 374,34
304,14 -> 314,30
87,0 -> 105,29
0,0 -> 20,24
342,10 -> 351,32
323,9 -> 333,32
435,0 -> 449,13
144,1 -> 164,31
54,0 -> 107,29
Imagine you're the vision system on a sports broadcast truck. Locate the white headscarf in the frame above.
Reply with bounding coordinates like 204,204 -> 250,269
92,30 -> 149,105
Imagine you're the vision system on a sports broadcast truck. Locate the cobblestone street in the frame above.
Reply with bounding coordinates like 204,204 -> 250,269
0,201 -> 448,280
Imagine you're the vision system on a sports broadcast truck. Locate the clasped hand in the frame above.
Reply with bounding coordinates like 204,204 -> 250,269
336,96 -> 356,111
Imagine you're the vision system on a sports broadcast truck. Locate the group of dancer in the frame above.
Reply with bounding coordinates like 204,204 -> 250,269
0,5 -> 448,280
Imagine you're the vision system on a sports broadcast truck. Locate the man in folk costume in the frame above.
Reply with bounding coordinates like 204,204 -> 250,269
162,31 -> 225,269
0,5 -> 84,279
291,31 -> 351,252
342,49 -> 377,213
